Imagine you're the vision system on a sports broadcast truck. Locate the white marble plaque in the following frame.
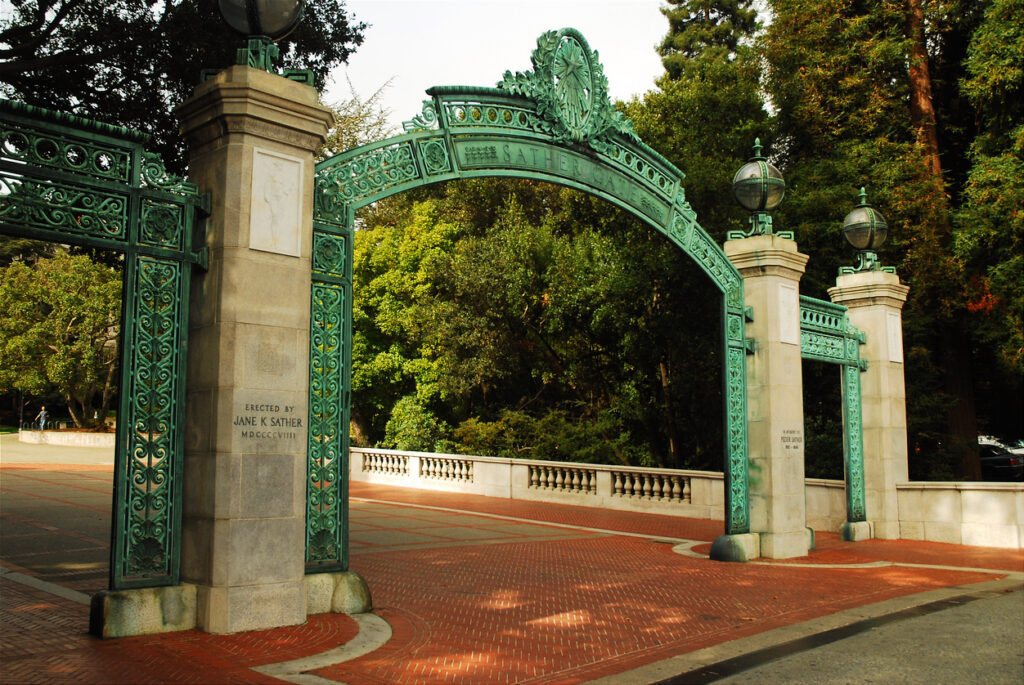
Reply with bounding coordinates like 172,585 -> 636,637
778,283 -> 799,345
249,148 -> 303,257
886,311 -> 904,363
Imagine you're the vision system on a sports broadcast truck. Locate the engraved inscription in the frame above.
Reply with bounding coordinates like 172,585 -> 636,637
781,428 -> 803,452
233,400 -> 305,442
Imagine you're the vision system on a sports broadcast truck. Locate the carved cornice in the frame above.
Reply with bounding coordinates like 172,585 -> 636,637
178,66 -> 333,153
724,234 -> 810,280
829,272 -> 909,309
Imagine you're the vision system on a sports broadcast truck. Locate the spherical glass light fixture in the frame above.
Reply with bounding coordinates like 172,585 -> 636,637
842,187 -> 888,251
218,0 -> 304,40
729,138 -> 788,238
732,138 -> 785,213
839,187 -> 894,274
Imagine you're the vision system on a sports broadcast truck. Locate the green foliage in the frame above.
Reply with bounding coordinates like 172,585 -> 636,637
0,251 -> 122,427
351,178 -> 725,470
658,0 -> 758,80
955,0 -> 1024,373
382,395 -> 453,452
761,0 -> 1024,477
0,0 -> 365,173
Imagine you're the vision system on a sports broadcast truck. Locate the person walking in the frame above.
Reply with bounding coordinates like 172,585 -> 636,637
34,406 -> 48,431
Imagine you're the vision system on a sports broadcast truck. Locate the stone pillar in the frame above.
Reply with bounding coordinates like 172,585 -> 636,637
829,271 -> 910,540
725,235 -> 811,559
176,66 -> 333,633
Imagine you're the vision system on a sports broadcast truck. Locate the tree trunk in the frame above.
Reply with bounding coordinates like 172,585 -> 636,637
906,0 -> 980,478
65,394 -> 83,428
907,0 -> 942,177
659,358 -> 680,469
943,324 -> 981,479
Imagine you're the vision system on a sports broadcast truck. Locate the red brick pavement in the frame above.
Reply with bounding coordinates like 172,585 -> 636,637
2,469 -> 1022,684
1,575 -> 361,684
326,530 -> 1000,684
349,481 -> 727,542
351,481 -> 1024,572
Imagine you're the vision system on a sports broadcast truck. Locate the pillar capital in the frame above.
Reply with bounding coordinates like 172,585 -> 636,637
724,234 -> 810,280
829,270 -> 909,310
177,65 -> 334,155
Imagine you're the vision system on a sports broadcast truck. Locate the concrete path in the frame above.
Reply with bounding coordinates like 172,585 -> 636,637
1,445 -> 1022,684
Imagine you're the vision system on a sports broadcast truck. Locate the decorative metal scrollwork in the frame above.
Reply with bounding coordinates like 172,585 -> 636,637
313,27 -> 753,548
120,256 -> 182,581
307,282 -> 347,567
498,28 -> 639,149
1,98 -> 207,589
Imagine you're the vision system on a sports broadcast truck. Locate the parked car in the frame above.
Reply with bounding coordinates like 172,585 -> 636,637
978,437 -> 1024,482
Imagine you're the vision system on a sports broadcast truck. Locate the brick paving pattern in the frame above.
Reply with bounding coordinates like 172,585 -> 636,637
2,464 -> 1022,684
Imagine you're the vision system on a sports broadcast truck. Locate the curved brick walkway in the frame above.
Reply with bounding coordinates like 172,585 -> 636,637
2,466 -> 1022,684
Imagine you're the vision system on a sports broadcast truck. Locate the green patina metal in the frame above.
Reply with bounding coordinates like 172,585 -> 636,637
306,29 -> 752,571
0,99 -> 209,589
799,295 -> 867,523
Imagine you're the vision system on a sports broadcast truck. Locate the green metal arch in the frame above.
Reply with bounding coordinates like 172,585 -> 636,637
315,88 -> 742,297
304,31 -> 752,573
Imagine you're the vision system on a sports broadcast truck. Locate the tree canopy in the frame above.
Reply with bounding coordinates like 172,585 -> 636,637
351,180 -> 724,470
0,251 -> 122,428
0,0 -> 365,172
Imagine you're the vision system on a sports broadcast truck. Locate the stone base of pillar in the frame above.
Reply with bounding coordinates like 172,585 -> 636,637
89,584 -> 197,639
196,581 -> 307,634
758,530 -> 811,559
709,533 -> 761,562
841,520 -> 874,542
88,573 -> 374,638
871,519 -> 900,540
305,571 -> 373,615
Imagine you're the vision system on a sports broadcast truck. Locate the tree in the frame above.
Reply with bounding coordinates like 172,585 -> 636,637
658,0 -> 758,80
0,0 -> 366,173
0,251 -> 122,427
350,178 -> 728,470
320,77 -> 395,159
761,0 -> 1023,478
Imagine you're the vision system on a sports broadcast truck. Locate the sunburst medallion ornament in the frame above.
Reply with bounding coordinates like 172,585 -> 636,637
499,28 -> 638,149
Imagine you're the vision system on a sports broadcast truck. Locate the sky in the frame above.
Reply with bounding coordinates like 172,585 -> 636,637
325,0 -> 670,131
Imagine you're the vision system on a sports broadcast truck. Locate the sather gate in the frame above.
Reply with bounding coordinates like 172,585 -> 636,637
303,29 -> 752,573
1,27 -> 896,637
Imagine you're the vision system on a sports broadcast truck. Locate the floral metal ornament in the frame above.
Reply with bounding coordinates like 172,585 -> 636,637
498,28 -> 639,150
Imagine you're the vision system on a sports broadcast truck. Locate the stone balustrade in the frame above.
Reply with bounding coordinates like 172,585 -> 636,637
352,447 -> 1024,548
351,447 -> 724,520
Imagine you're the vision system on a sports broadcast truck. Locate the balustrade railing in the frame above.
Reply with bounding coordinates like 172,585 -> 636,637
529,465 -> 598,494
611,470 -> 690,502
361,450 -> 409,476
420,455 -> 473,481
351,447 -> 716,519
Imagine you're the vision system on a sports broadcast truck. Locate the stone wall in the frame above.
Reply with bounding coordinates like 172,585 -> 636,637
351,448 -> 1024,549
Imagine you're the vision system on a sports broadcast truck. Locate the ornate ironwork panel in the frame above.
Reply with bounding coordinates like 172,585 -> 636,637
0,173 -> 129,240
799,295 -> 867,525
312,28 -> 753,550
0,99 -> 207,589
113,255 -> 186,583
841,364 -> 867,521
306,225 -> 352,570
